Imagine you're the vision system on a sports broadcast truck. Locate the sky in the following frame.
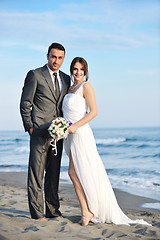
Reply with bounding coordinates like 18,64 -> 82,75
0,0 -> 160,130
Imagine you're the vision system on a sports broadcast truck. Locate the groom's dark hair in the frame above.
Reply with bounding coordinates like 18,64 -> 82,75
47,43 -> 65,55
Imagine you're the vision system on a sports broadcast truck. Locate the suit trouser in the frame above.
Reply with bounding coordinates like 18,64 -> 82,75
28,130 -> 63,219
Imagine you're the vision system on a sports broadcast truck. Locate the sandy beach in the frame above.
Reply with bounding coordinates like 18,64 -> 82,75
0,172 -> 160,240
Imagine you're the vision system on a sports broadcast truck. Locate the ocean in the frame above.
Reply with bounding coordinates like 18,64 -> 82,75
0,127 -> 160,202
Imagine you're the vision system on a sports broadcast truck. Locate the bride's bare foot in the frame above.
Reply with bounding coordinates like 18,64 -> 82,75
78,219 -> 82,224
81,212 -> 94,226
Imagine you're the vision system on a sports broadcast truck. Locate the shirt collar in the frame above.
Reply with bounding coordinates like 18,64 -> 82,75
47,65 -> 60,78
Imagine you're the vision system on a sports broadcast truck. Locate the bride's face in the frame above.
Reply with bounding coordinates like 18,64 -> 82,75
72,62 -> 85,82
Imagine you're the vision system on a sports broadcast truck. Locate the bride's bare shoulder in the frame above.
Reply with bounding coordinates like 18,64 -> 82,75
83,81 -> 93,89
83,82 -> 94,91
83,82 -> 95,98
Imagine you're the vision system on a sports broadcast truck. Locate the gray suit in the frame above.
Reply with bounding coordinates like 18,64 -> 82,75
20,64 -> 70,219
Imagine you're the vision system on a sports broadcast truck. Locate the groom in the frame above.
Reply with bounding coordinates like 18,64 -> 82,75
20,43 -> 70,220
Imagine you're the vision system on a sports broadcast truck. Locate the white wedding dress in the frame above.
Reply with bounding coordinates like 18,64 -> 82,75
62,83 -> 151,226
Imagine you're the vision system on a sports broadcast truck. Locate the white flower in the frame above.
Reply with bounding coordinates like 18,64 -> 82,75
56,128 -> 65,136
48,117 -> 71,141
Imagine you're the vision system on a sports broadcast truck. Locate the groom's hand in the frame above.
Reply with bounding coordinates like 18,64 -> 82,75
28,128 -> 33,135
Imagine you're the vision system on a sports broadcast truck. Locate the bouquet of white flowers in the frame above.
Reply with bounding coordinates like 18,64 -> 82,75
48,117 -> 72,155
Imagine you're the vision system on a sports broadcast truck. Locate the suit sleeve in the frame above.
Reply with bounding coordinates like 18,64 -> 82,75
20,70 -> 37,131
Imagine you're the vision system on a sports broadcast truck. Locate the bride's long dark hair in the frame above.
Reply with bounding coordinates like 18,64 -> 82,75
70,57 -> 89,81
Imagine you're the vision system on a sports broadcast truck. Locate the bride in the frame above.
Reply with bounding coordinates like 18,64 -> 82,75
62,57 -> 151,227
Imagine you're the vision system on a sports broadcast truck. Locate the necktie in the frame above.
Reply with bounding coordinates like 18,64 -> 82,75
53,72 -> 60,99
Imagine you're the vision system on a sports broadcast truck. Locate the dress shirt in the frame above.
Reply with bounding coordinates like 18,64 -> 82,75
47,65 -> 63,93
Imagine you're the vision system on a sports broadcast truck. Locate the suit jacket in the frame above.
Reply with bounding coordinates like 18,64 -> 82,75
20,64 -> 70,132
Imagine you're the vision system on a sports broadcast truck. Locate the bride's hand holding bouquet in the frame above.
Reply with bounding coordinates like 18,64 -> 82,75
67,123 -> 78,134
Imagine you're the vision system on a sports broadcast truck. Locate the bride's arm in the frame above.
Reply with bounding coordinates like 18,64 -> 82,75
67,82 -> 97,134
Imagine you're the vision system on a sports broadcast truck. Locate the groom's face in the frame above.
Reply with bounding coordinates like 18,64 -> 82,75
47,48 -> 65,72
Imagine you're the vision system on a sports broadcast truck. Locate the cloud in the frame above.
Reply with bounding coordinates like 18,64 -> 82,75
61,0 -> 160,26
128,70 -> 160,77
0,0 -> 159,52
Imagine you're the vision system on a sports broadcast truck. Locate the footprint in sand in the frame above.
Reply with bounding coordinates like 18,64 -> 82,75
23,226 -> 39,232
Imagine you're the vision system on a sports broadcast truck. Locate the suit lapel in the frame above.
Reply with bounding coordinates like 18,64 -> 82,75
42,65 -> 57,100
42,65 -> 69,102
58,71 -> 69,102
